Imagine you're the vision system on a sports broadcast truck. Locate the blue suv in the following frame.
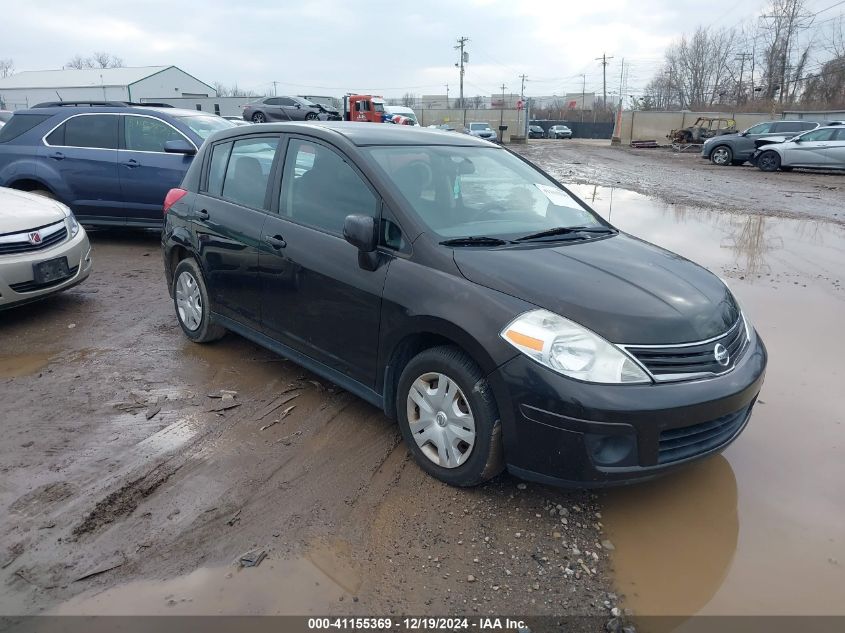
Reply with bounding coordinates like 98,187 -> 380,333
0,102 -> 234,228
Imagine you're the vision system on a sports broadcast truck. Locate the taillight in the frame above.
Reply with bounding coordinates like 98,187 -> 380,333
163,188 -> 188,215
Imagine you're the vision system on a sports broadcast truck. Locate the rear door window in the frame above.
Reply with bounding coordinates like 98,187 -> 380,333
124,115 -> 187,152
774,122 -> 804,133
799,128 -> 836,142
221,136 -> 279,209
49,115 -> 118,149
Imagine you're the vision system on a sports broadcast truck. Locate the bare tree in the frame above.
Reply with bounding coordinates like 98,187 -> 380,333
757,0 -> 814,103
402,92 -> 416,107
65,52 -> 124,70
0,58 -> 14,78
212,82 -> 258,98
471,95 -> 484,109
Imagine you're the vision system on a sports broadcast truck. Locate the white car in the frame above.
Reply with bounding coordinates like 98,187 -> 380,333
0,187 -> 91,309
384,106 -> 419,125
755,126 -> 845,172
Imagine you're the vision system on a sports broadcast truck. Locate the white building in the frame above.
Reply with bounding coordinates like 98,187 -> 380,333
0,66 -> 216,110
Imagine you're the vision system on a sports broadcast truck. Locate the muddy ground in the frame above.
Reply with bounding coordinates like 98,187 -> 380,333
1,140 -> 843,625
518,139 -> 844,225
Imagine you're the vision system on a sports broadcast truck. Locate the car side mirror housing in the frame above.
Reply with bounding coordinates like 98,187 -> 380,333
344,215 -> 379,271
164,139 -> 197,155
739,131 -> 748,137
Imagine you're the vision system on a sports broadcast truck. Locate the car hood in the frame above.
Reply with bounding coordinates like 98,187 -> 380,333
453,233 -> 739,345
0,188 -> 68,233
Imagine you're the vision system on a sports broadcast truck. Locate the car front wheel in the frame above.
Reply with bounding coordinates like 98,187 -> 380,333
757,150 -> 781,172
173,258 -> 225,343
710,145 -> 733,166
397,346 -> 504,487
252,112 -> 267,123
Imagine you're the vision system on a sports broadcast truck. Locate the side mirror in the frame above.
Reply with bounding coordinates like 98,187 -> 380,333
295,103 -> 302,108
343,214 -> 377,252
344,215 -> 379,271
739,131 -> 748,137
164,139 -> 197,155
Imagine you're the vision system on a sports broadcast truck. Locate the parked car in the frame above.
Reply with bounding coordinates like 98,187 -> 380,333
466,122 -> 498,143
242,96 -> 328,123
528,125 -> 546,139
0,102 -> 234,228
701,120 -> 820,166
547,125 -> 572,139
753,126 -> 845,172
0,111 -> 13,129
162,122 -> 767,488
384,106 -> 419,126
0,186 -> 91,309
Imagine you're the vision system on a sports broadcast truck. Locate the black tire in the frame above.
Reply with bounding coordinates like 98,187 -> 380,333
757,150 -> 781,172
172,258 -> 225,343
252,111 -> 267,123
396,346 -> 504,487
305,112 -> 318,121
709,145 -> 733,166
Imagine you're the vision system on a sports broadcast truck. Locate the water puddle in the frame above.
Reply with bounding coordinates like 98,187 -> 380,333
53,554 -> 349,615
575,186 -> 845,616
0,353 -> 54,378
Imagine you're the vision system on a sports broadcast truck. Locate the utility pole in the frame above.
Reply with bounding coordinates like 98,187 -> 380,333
518,73 -> 527,135
445,84 -> 449,108
580,74 -> 586,124
735,52 -> 752,105
454,36 -> 469,109
595,53 -> 614,110
499,83 -> 507,142
272,81 -> 278,97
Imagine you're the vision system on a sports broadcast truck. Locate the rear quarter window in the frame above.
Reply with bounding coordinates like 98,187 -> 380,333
0,114 -> 52,143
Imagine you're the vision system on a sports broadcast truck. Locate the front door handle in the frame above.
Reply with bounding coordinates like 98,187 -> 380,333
122,159 -> 139,168
50,152 -> 65,161
264,234 -> 286,249
196,209 -> 209,220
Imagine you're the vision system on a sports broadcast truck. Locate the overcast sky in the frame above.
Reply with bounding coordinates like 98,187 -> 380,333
0,0 -> 838,98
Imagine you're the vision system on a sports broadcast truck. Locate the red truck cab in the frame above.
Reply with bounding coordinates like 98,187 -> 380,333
343,94 -> 386,123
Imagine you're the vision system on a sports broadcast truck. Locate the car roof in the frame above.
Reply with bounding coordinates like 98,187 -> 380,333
18,104 -> 204,118
206,121 -> 493,147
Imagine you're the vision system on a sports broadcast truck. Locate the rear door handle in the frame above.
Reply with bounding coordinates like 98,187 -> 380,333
196,209 -> 209,220
50,152 -> 65,161
122,159 -> 139,168
264,234 -> 286,249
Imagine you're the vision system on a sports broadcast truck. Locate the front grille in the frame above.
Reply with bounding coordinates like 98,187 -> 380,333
9,266 -> 78,293
658,403 -> 753,464
625,318 -> 749,381
0,224 -> 68,255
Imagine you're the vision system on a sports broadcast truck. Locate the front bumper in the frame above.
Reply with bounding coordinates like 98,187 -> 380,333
0,228 -> 92,310
488,329 -> 767,487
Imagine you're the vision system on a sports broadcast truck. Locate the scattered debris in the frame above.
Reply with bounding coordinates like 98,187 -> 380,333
74,558 -> 125,582
256,392 -> 300,420
237,548 -> 267,568
207,389 -> 239,399
277,430 -> 302,446
145,395 -> 164,420
227,509 -> 242,527
260,405 -> 297,431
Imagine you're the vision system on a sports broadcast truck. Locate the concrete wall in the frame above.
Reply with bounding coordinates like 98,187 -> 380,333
415,108 -> 524,141
617,111 -> 777,144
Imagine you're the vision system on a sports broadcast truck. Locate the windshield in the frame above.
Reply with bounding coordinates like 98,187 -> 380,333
365,146 -> 602,239
296,97 -> 317,107
176,115 -> 235,141
470,123 -> 491,130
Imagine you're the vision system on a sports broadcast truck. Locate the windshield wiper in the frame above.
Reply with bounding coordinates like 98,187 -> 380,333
440,236 -> 511,247
515,226 -> 616,242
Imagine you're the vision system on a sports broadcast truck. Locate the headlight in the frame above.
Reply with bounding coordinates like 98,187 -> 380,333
501,309 -> 650,384
66,213 -> 80,238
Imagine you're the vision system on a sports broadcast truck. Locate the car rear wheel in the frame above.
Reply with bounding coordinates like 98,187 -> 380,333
252,112 -> 267,123
305,112 -> 318,121
397,346 -> 504,487
757,150 -> 781,172
710,145 -> 733,166
173,258 -> 225,343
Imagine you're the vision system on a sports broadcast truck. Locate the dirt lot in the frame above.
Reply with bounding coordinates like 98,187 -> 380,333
517,139 -> 844,225
1,140 -> 843,625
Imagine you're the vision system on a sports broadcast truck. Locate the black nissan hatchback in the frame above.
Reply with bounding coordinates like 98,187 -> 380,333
162,122 -> 767,487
